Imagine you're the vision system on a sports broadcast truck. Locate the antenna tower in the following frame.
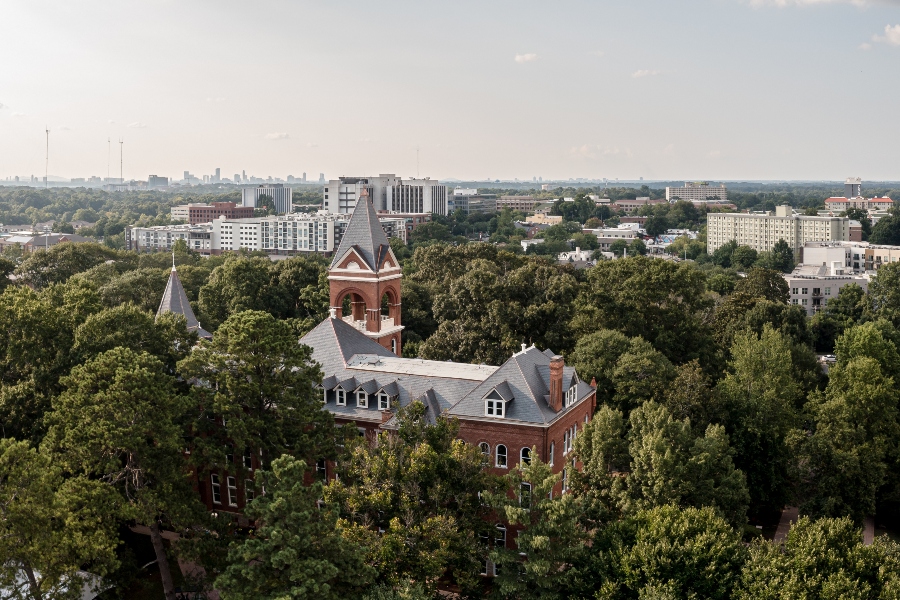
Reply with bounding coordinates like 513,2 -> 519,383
107,138 -> 111,181
119,138 -> 123,182
45,127 -> 50,188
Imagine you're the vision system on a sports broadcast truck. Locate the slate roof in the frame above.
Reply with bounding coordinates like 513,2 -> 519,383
329,190 -> 392,272
157,266 -> 212,339
300,319 -> 593,427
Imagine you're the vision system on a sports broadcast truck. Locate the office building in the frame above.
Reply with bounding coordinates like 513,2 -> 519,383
148,175 -> 169,188
324,175 -> 448,215
612,197 -> 667,214
665,182 -> 728,202
707,206 -> 851,259
241,184 -> 293,214
845,177 -> 862,199
447,189 -> 497,215
496,196 -> 539,212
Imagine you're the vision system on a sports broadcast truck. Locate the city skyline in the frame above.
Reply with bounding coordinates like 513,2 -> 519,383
2,0 -> 900,181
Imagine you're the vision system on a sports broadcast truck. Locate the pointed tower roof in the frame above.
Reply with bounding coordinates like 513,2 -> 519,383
330,189 -> 392,272
157,264 -> 212,339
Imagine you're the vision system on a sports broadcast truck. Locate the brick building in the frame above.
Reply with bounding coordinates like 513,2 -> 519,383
171,201 -> 254,225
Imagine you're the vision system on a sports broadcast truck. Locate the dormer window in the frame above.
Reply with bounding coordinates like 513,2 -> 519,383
356,390 -> 368,408
377,391 -> 390,411
485,399 -> 505,418
336,389 -> 346,406
565,384 -> 578,407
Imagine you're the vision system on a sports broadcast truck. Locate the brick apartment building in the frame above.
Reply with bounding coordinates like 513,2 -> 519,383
172,202 -> 255,225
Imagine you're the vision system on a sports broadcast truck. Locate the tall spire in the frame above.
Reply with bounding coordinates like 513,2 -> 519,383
157,264 -> 212,339
330,188 -> 391,272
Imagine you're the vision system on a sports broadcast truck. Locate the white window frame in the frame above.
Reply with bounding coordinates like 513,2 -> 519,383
210,474 -> 222,504
378,391 -> 390,411
336,388 -> 346,406
245,479 -> 254,503
479,442 -> 490,465
563,430 -> 570,456
549,442 -> 555,467
496,444 -> 508,468
226,476 -> 238,507
321,387 -> 327,403
356,390 -> 368,408
565,385 -> 577,407
316,459 -> 327,479
520,447 -> 531,465
485,399 -> 505,418
520,482 -> 532,508
494,525 -> 506,575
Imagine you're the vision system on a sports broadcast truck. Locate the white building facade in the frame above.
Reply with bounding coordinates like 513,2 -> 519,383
127,224 -> 213,254
784,264 -> 869,316
665,182 -> 728,202
242,184 -> 293,214
324,175 -> 448,215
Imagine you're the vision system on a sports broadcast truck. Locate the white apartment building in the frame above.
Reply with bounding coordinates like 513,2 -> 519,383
127,224 -> 213,254
324,175 -> 448,215
803,240 -> 900,273
707,206 -> 850,259
241,184 -> 293,214
666,182 -> 728,202
784,263 -> 869,316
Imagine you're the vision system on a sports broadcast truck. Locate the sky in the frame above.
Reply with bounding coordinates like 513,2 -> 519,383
1,0 -> 899,182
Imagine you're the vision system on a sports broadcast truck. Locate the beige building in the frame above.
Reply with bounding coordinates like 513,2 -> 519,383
707,206 -> 851,259
497,196 -> 539,212
666,182 -> 728,202
803,240 -> 900,273
784,263 -> 869,316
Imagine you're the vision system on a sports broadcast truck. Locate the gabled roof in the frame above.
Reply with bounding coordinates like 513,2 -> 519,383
330,190 -> 392,272
157,266 -> 212,339
300,317 -> 395,371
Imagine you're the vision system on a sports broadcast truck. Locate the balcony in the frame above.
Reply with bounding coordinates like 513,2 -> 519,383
342,316 -> 367,331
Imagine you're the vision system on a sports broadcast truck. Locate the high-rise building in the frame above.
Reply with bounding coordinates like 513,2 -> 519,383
845,177 -> 862,199
234,174 -> 240,183
324,174 -> 447,215
242,170 -> 247,182
148,175 -> 168,188
665,182 -> 727,202
319,173 -> 325,183
707,206 -> 851,260
302,172 -> 307,182
241,183 -> 293,214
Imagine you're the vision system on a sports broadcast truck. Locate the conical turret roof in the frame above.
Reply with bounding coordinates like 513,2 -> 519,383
157,264 -> 212,339
330,189 -> 391,272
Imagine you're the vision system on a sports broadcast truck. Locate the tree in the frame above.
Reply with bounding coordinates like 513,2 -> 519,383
791,357 -> 899,522
869,213 -> 900,245
717,326 -> 801,513
572,256 -> 714,365
810,283 -> 867,352
834,320 -> 900,377
768,239 -> 795,273
712,240 -> 738,268
0,256 -> 14,292
868,262 -> 900,327
733,268 -> 789,303
177,310 -> 336,473
610,506 -> 747,600
0,439 -> 120,600
486,454 -> 587,600
198,256 -> 290,329
98,267 -> 169,313
664,359 -> 722,433
410,221 -> 453,246
609,339 -> 675,412
569,329 -> 632,401
215,455 -> 373,600
14,242 -> 118,288
644,214 -> 668,238
325,403 -> 500,595
737,516 -> 900,599
731,245 -> 758,271
43,348 -> 199,600
569,405 -> 629,526
255,193 -> 276,215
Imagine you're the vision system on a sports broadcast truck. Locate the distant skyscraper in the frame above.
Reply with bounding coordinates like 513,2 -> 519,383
184,171 -> 190,180
242,183 -> 293,214
234,174 -> 240,183
319,173 -> 325,183
845,177 -> 862,199
215,168 -> 221,182
302,172 -> 307,182
242,170 -> 247,182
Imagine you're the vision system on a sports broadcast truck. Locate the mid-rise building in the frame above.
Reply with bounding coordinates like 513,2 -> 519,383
611,197 -> 667,214
665,182 -> 728,202
148,175 -> 169,188
323,175 -> 448,215
845,177 -> 862,199
127,223 -> 214,254
707,206 -> 851,259
802,240 -> 900,273
241,184 -> 293,214
447,189 -> 498,215
785,263 -> 869,316
496,196 -> 538,212
171,202 -> 255,225
824,196 -> 894,212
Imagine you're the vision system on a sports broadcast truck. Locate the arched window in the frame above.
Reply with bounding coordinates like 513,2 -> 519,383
356,390 -> 368,408
478,442 -> 490,466
520,447 -> 531,465
496,444 -> 507,468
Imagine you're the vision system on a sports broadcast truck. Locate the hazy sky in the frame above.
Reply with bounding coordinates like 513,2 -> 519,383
2,0 -> 899,182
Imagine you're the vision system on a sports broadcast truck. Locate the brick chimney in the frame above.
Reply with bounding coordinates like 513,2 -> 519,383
549,355 -> 564,411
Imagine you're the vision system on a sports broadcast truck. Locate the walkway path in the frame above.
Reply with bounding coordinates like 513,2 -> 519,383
864,516 -> 875,546
774,506 -> 799,543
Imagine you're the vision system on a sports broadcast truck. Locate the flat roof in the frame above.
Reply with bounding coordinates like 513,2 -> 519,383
346,354 -> 499,381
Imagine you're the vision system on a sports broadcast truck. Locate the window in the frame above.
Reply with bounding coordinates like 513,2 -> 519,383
563,430 -> 569,455
802,299 -> 808,306
825,287 -> 832,296
243,448 -> 253,470
801,287 -> 808,295
356,390 -> 368,408
225,444 -> 234,465
485,399 -> 505,418
494,525 -> 507,575
791,287 -> 798,295
227,476 -> 238,507
322,387 -> 327,403
210,474 -> 222,504
565,385 -> 578,407
245,480 -> 255,503
520,447 -> 531,465
479,442 -> 490,466
378,392 -> 390,411
496,444 -> 508,468
561,467 -> 568,494
480,533 -> 490,576
520,482 -> 532,508
391,339 -> 397,354
336,388 -> 346,406
549,442 -> 555,467
316,459 -> 327,479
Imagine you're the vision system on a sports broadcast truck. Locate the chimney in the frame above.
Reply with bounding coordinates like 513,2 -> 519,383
550,355 -> 564,412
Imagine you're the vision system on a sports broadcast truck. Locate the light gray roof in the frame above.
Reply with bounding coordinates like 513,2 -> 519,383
157,267 -> 212,339
329,192 -> 392,271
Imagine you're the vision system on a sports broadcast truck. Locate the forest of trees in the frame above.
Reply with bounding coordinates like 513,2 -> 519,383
2,234 -> 900,599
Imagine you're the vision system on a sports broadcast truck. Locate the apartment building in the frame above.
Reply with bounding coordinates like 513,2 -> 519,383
241,184 -> 293,214
803,240 -> 900,273
128,224 -> 213,254
496,196 -> 539,212
665,182 -> 728,202
171,202 -> 254,225
785,263 -> 869,316
612,197 -> 667,214
824,196 -> 894,212
707,206 -> 850,259
324,175 -> 447,215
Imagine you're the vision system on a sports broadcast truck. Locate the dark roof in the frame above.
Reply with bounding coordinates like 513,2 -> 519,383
329,192 -> 392,272
157,267 -> 212,339
301,318 -> 395,369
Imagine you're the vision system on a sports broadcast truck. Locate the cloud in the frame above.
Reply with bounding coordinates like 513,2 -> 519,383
707,150 -> 723,158
873,24 -> 900,45
127,121 -> 147,128
859,42 -> 873,50
514,53 -> 538,63
632,69 -> 662,78
265,132 -> 289,140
